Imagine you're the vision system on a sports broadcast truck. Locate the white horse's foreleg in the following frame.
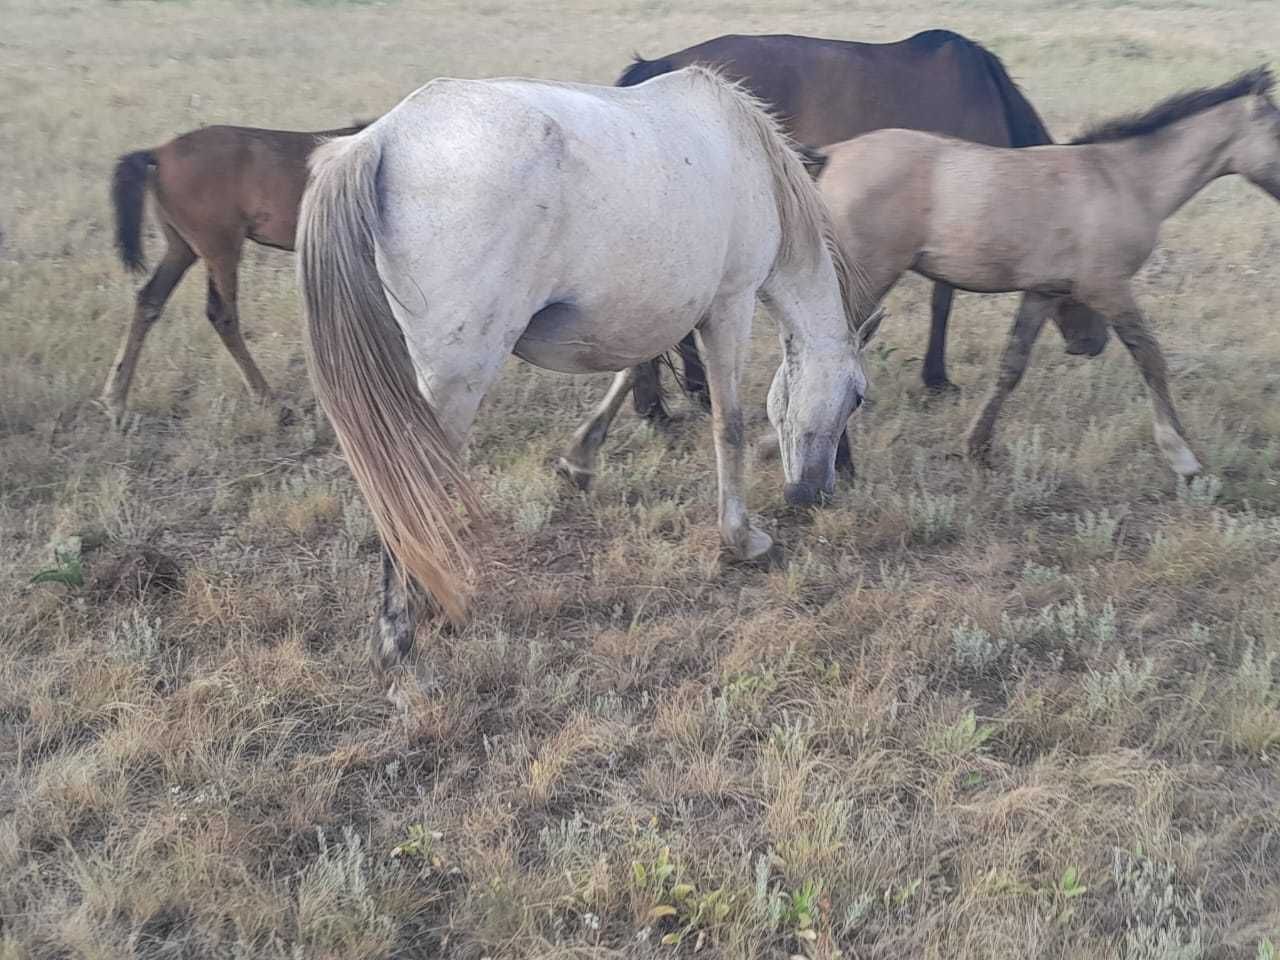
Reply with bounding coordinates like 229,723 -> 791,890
556,368 -> 635,491
696,295 -> 773,560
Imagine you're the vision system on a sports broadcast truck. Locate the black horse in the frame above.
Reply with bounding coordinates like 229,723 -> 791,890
620,30 -> 1059,431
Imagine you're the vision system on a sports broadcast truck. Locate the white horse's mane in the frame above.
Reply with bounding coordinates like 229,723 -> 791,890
673,65 -> 875,335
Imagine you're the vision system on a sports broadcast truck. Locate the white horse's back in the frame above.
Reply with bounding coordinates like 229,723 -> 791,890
362,72 -> 784,375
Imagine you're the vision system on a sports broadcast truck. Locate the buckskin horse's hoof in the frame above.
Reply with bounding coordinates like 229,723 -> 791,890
966,433 -> 996,469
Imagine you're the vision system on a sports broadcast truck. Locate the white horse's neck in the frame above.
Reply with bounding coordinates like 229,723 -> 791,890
763,249 -> 854,348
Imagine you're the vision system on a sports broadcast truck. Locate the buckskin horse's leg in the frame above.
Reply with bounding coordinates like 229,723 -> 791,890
1055,298 -> 1111,357
696,295 -> 772,560
557,368 -> 635,491
100,225 -> 196,426
967,292 -> 1053,465
1080,285 -> 1201,477
922,281 -> 958,392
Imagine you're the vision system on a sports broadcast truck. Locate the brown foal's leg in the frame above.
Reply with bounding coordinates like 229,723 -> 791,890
205,249 -> 273,403
967,293 -> 1054,464
100,224 -> 196,425
922,282 -> 957,391
1080,285 -> 1201,477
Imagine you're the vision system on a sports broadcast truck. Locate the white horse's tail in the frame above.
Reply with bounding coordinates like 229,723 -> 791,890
297,131 -> 483,626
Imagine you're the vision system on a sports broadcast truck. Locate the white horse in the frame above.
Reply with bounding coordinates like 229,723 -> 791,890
297,67 -> 877,672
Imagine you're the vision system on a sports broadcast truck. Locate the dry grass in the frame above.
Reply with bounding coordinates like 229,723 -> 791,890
3,0 -> 1280,956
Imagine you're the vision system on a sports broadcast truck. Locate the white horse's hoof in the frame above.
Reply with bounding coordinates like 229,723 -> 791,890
554,457 -> 594,492
736,525 -> 773,561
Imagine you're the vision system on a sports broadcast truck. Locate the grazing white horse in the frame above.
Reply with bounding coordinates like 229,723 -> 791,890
297,67 -> 878,672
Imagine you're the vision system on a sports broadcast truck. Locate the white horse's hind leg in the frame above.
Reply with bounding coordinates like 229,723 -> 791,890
556,368 -> 635,491
696,294 -> 772,560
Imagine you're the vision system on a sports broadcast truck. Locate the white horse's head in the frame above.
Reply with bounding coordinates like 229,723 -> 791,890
767,308 -> 879,505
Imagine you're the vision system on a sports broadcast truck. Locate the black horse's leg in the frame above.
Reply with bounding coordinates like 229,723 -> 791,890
835,428 -> 855,477
922,282 -> 958,392
630,359 -> 670,422
676,332 -> 712,410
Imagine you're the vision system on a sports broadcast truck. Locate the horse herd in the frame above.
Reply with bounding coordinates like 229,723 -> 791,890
103,30 -> 1280,674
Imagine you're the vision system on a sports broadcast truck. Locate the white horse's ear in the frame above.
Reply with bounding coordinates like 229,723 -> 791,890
858,306 -> 885,349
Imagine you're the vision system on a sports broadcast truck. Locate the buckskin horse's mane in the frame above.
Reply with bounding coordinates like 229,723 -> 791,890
1072,66 -> 1273,144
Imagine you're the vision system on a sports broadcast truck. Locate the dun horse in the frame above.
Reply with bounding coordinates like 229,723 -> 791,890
558,29 -> 1107,488
814,67 -> 1280,477
102,121 -> 365,424
296,68 -> 877,673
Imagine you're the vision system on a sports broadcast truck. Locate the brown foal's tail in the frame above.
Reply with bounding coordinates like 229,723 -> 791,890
297,131 -> 484,626
111,150 -> 155,273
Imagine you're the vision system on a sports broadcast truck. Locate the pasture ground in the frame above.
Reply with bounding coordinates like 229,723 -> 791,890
3,0 -> 1280,956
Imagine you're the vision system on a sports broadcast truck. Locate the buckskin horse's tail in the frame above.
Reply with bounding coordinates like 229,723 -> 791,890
297,130 -> 483,627
111,150 -> 156,273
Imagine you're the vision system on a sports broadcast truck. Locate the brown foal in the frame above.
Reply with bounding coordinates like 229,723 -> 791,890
102,121 -> 365,424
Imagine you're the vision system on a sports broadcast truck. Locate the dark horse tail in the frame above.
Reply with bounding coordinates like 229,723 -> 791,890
907,30 -> 1053,146
111,150 -> 156,273
975,45 -> 1053,146
964,38 -> 1054,146
617,54 -> 678,87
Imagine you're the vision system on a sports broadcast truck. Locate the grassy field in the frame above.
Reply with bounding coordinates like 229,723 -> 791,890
3,0 -> 1280,956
